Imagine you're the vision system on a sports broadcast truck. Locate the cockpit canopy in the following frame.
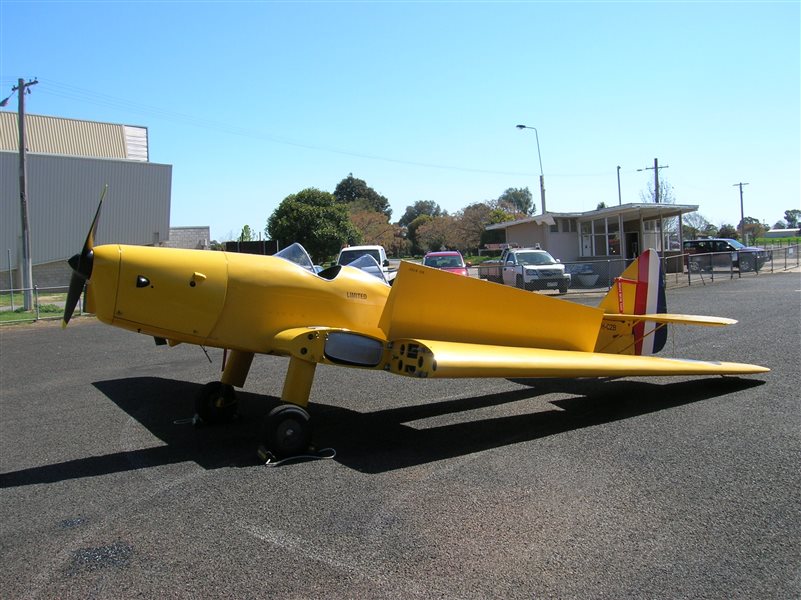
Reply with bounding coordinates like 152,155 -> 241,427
274,243 -> 389,284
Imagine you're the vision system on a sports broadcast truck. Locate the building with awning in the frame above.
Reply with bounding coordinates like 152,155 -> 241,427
485,203 -> 699,264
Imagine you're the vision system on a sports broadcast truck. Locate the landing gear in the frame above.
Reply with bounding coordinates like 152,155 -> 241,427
260,404 -> 312,459
194,381 -> 238,424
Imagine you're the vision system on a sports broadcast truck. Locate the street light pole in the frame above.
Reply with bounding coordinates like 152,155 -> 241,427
733,182 -> 749,243
617,165 -> 622,205
516,124 -> 546,214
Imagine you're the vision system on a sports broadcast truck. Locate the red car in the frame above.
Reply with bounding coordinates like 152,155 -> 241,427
422,251 -> 469,276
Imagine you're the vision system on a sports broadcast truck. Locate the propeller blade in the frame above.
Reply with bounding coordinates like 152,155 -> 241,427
62,268 -> 87,327
62,186 -> 107,328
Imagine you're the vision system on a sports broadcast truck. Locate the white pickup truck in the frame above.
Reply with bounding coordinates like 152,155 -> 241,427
481,247 -> 571,293
336,245 -> 397,283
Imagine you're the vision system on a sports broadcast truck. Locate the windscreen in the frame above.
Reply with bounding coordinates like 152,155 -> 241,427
274,243 -> 316,272
339,248 -> 381,265
347,254 -> 388,284
517,251 -> 556,266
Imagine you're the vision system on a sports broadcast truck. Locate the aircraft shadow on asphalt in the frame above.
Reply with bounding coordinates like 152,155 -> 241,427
0,375 -> 764,486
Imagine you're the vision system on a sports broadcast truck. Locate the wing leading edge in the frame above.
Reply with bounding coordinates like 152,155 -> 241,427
386,338 -> 770,379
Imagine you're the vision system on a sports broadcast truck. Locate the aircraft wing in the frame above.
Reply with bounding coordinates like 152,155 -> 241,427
271,327 -> 768,379
385,338 -> 769,379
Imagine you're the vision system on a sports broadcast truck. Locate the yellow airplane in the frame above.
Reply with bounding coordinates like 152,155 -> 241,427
63,195 -> 768,458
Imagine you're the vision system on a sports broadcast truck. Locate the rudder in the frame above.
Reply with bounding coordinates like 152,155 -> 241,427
596,249 -> 667,355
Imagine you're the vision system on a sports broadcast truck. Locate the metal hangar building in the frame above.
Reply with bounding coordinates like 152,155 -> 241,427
1,112 -> 172,289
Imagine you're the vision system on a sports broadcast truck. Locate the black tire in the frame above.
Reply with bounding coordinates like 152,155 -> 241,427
516,274 -> 524,290
261,404 -> 311,458
558,283 -> 568,295
739,255 -> 754,272
195,381 -> 237,424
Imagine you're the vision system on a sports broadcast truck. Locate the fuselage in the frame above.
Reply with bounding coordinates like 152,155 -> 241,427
86,245 -> 392,353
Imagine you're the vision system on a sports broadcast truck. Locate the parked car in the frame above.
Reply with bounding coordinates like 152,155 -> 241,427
683,238 -> 771,272
422,251 -> 469,276
481,247 -> 570,293
336,245 -> 396,282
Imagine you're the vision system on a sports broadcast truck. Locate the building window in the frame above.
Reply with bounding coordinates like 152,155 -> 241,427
579,218 -> 621,256
607,219 -> 620,255
593,219 -> 606,255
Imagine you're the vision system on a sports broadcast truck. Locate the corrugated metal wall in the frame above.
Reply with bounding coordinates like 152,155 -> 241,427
1,151 -> 171,266
0,112 -> 148,161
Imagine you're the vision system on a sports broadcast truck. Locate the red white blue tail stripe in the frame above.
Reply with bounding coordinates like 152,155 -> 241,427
633,249 -> 667,355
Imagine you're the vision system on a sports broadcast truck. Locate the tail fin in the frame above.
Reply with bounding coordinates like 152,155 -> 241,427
596,249 -> 667,355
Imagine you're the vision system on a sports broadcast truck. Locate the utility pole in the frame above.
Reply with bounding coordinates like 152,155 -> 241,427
4,78 -> 39,310
638,158 -> 669,203
616,165 -> 622,205
733,182 -> 749,243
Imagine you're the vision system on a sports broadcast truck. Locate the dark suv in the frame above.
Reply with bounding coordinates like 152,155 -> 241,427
683,238 -> 770,272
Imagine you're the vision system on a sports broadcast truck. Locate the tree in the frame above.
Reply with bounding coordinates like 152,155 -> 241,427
239,225 -> 254,242
398,200 -> 442,227
738,216 -> 767,244
266,188 -> 361,263
682,212 -> 711,240
416,215 -> 458,253
333,173 -> 392,219
784,209 -> 801,228
405,214 -> 435,255
450,202 -> 514,254
718,223 -> 738,239
773,220 -> 787,230
596,201 -> 607,210
701,222 -> 719,238
498,187 -> 534,216
348,208 -> 397,248
639,179 -> 676,204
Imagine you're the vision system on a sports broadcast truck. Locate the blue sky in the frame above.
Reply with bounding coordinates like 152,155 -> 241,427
1,0 -> 799,242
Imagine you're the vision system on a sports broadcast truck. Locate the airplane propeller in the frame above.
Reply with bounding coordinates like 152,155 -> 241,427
62,186 -> 107,327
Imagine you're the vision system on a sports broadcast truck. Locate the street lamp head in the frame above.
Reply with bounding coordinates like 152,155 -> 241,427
515,124 -> 526,130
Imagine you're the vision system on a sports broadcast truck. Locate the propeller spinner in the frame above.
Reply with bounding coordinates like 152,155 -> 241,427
62,186 -> 107,327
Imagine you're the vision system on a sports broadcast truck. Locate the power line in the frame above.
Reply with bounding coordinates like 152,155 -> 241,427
9,78 -> 619,181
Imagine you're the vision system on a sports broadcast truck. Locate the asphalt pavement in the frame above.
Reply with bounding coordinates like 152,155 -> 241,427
1,270 -> 799,599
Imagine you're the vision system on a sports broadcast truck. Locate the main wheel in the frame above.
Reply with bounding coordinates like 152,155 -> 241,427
261,404 -> 311,458
194,381 -> 238,424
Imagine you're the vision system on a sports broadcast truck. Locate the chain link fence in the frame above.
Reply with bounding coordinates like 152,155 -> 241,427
474,244 -> 799,294
0,285 -> 75,325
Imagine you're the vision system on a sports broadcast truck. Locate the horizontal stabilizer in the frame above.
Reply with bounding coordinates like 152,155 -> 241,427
604,313 -> 737,326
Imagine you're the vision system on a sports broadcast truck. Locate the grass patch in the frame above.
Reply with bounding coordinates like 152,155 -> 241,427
0,304 -> 64,324
0,292 -> 67,308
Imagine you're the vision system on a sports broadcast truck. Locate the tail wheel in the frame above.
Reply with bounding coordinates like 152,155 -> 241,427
194,381 -> 238,424
261,404 -> 311,458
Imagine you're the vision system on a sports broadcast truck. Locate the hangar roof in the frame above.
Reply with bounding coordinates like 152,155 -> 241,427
0,111 -> 148,161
